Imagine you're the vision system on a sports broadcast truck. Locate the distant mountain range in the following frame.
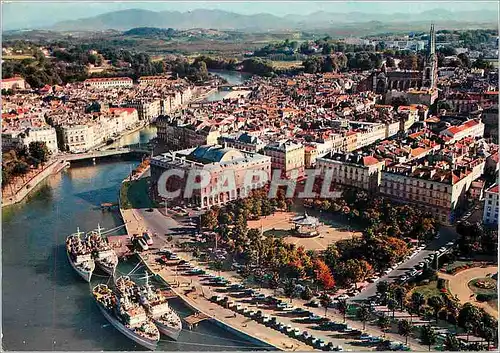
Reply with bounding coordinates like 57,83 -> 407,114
48,8 -> 497,32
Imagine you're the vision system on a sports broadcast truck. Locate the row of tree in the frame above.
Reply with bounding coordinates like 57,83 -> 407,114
373,280 -> 498,350
2,142 -> 50,190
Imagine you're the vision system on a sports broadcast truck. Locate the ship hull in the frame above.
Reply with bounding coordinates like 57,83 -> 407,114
66,250 -> 93,282
154,319 -> 181,341
94,301 -> 158,350
96,261 -> 117,276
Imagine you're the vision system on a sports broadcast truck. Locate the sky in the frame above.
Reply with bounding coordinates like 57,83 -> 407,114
3,1 -> 499,30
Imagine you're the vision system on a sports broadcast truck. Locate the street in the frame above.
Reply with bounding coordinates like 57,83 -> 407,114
353,225 -> 461,301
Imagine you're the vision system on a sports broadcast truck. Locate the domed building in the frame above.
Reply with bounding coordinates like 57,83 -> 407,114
150,144 -> 271,209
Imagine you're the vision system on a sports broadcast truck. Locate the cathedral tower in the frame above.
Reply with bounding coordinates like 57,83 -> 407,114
422,24 -> 438,89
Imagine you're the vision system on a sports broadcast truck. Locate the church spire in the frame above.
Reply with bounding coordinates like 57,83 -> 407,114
428,23 -> 436,57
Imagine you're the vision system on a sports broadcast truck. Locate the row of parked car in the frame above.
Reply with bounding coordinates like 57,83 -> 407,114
209,294 -> 345,351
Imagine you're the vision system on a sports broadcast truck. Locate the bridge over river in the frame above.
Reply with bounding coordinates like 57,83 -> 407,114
61,144 -> 151,162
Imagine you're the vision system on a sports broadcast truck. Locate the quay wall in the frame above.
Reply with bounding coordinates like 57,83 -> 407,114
135,252 -> 279,351
2,160 -> 69,207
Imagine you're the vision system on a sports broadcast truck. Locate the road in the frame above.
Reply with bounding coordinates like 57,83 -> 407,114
125,208 -> 430,350
353,226 -> 460,302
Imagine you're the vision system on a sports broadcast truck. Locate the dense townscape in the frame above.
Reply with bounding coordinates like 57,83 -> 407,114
2,6 -> 499,353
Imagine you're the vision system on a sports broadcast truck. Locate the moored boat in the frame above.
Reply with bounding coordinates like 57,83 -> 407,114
66,228 -> 95,282
87,224 -> 118,276
140,272 -> 182,340
92,283 -> 160,350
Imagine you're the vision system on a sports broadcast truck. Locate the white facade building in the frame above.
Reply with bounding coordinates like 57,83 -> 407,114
84,77 -> 133,89
483,184 -> 499,225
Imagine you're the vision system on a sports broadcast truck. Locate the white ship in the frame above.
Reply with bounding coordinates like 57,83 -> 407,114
87,224 -> 118,276
92,284 -> 160,350
66,228 -> 95,282
139,272 -> 182,341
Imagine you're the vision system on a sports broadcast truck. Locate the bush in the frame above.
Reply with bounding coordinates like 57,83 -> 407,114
476,293 -> 498,302
437,278 -> 447,289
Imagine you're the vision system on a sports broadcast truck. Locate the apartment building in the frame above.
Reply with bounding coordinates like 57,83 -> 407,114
316,152 -> 385,191
263,140 -> 305,179
138,76 -> 172,85
219,132 -> 266,153
84,77 -> 133,89
22,126 -> 58,154
2,76 -> 26,90
61,125 -> 96,153
439,119 -> 485,143
2,126 -> 58,155
125,99 -> 161,121
483,184 -> 499,225
380,158 -> 485,224
156,116 -> 221,150
150,145 -> 271,209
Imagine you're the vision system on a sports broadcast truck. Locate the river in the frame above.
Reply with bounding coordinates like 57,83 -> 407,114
205,70 -> 252,102
2,72 -> 261,352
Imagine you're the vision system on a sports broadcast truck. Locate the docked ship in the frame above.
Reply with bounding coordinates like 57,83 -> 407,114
92,283 -> 160,350
139,273 -> 182,340
66,228 -> 95,282
115,274 -> 182,340
87,224 -> 118,276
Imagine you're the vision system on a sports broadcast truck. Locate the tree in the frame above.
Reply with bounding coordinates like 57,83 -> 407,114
387,298 -> 398,318
443,333 -> 461,351
301,286 -> 313,300
344,259 -> 372,288
201,209 -> 218,230
337,299 -> 348,323
394,285 -> 407,310
320,293 -> 333,317
386,57 -> 396,68
410,292 -> 426,316
427,295 -> 445,323
377,314 -> 391,337
376,281 -> 390,302
458,303 -> 483,330
28,141 -> 50,163
314,259 -> 335,290
356,305 -> 371,330
398,319 -> 412,345
420,325 -> 437,351
457,53 -> 471,68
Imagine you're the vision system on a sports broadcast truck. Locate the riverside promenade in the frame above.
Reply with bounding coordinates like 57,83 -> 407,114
2,159 -> 69,207
119,211 -> 309,351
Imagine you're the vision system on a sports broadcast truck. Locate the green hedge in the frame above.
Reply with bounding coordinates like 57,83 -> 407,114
476,293 -> 498,302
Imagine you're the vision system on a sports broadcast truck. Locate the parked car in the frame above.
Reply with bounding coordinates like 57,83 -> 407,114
307,300 -> 321,307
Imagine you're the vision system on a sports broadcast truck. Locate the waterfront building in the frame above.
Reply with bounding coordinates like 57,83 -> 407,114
124,99 -> 162,121
150,145 -> 271,209
316,152 -> 385,191
263,140 -> 305,179
61,124 -> 97,153
482,183 -> 499,225
84,77 -> 133,89
21,126 -> 59,154
2,126 -> 58,155
156,116 -> 221,150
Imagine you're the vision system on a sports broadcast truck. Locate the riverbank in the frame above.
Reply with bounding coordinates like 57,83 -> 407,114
2,159 -> 69,208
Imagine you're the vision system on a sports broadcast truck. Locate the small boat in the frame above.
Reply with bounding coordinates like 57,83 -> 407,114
66,228 -> 95,282
92,284 -> 159,350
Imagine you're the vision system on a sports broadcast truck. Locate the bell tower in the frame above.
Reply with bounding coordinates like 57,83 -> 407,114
422,24 -> 438,89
